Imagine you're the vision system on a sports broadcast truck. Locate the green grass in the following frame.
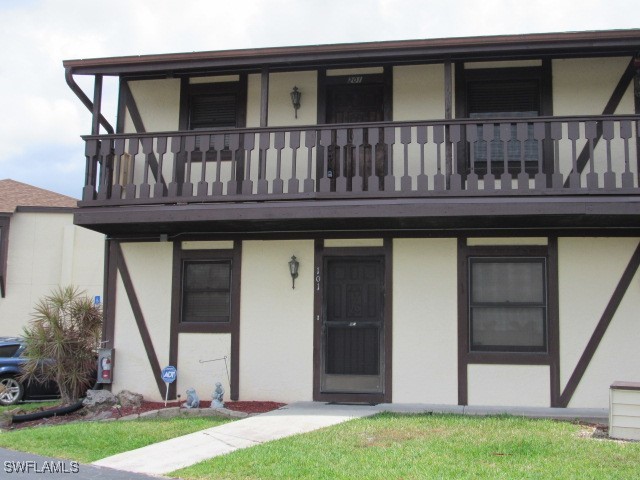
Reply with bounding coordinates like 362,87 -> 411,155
0,416 -> 231,463
173,413 -> 640,480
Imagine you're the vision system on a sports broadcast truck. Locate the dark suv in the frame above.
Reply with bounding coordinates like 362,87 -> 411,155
0,337 -> 59,406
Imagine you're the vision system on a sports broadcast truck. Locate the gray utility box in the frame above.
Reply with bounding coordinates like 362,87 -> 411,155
609,381 -> 640,441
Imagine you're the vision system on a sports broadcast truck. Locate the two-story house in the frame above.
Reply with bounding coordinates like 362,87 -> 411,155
63,29 -> 640,409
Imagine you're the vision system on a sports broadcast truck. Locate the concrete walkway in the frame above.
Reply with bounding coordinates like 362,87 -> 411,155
92,401 -> 608,476
92,402 -> 382,475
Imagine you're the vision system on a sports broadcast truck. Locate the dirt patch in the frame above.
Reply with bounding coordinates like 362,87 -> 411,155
6,400 -> 285,430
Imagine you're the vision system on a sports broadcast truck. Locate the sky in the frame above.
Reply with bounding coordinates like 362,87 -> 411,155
0,0 -> 637,198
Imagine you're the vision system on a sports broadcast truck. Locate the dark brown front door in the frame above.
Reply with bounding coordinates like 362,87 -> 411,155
321,257 -> 385,396
325,83 -> 386,189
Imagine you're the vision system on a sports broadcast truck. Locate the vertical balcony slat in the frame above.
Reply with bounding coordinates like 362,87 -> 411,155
112,138 -> 126,200
466,125 -> 479,192
585,121 -> 599,190
416,125 -> 428,191
227,132 -> 242,196
273,131 -> 285,194
532,122 -> 547,191
602,121 -> 616,190
240,132 -> 255,196
550,122 -> 564,189
154,137 -> 168,198
139,137 -> 153,199
182,135 -> 196,197
83,139 -> 99,201
383,127 -> 396,192
351,128 -> 364,193
499,123 -> 512,191
168,136 -> 182,197
367,127 -> 380,193
97,138 -> 113,201
449,124 -> 462,192
304,130 -> 316,193
335,129 -> 348,194
197,134 -> 210,198
288,131 -> 301,194
319,129 -> 332,193
257,132 -> 270,195
211,134 -> 224,196
568,121 -> 581,189
620,120 -> 634,189
125,138 -> 139,200
516,122 -> 529,191
400,126 -> 412,192
433,125 -> 445,191
482,122 -> 495,192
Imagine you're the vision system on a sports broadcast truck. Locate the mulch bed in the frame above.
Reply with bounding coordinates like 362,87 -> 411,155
5,400 -> 286,430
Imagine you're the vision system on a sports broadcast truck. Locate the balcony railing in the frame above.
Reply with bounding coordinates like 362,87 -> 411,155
80,115 -> 640,206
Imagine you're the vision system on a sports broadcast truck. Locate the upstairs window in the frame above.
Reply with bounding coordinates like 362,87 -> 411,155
462,66 -> 550,175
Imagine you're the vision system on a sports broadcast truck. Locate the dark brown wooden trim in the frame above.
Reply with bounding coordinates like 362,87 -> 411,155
459,240 -> 558,405
168,242 -> 180,399
313,241 -> 391,404
169,242 -> 242,400
116,242 -> 165,397
383,237 -> 393,403
316,69 -> 326,124
100,239 -> 118,392
230,239 -> 242,400
237,74 -> 248,128
383,66 -> 393,122
635,58 -> 640,185
178,77 -> 189,131
91,74 -> 103,136
547,236 -> 561,407
116,78 -> 126,134
260,68 -> 269,127
558,240 -> 640,407
14,206 -> 76,214
457,237 -> 468,405
0,216 -> 10,298
312,238 -> 323,401
563,57 -> 636,186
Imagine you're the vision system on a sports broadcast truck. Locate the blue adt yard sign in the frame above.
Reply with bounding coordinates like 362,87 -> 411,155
161,366 -> 177,383
161,366 -> 177,406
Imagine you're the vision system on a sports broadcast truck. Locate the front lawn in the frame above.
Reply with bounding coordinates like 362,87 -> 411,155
173,413 -> 640,480
0,416 -> 231,463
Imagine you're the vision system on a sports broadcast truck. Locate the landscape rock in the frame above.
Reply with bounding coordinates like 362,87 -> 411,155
82,389 -> 118,413
116,390 -> 143,409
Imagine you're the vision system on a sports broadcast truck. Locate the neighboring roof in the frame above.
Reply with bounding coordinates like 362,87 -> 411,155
0,179 -> 77,214
63,29 -> 640,76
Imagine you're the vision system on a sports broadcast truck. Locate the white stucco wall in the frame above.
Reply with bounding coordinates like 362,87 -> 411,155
393,238 -> 458,403
239,240 -> 314,402
111,242 -> 173,401
0,212 -> 104,335
558,237 -> 640,408
467,365 -> 550,407
177,333 -> 231,400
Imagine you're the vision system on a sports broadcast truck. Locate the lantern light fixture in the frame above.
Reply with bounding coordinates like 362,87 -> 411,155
290,86 -> 301,118
288,255 -> 300,289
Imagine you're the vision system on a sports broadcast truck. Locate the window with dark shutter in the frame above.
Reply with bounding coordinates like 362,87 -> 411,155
464,68 -> 544,175
181,260 -> 232,323
189,93 -> 237,130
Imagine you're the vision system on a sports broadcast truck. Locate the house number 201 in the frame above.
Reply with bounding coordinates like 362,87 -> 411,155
347,76 -> 363,84
315,267 -> 321,291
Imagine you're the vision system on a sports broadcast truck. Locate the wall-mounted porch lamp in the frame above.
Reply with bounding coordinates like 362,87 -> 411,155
288,255 -> 300,289
290,86 -> 301,118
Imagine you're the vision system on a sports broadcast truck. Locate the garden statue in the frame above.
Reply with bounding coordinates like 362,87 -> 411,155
211,382 -> 225,408
183,387 -> 200,408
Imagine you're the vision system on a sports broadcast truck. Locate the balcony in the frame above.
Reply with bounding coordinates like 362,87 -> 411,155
76,115 -> 640,235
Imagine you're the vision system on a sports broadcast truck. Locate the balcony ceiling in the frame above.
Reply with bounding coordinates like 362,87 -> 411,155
63,29 -> 640,77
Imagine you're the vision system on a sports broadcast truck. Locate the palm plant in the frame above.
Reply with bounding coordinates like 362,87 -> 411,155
20,286 -> 102,404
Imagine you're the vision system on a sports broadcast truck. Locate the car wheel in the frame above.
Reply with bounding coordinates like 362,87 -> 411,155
0,375 -> 24,406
